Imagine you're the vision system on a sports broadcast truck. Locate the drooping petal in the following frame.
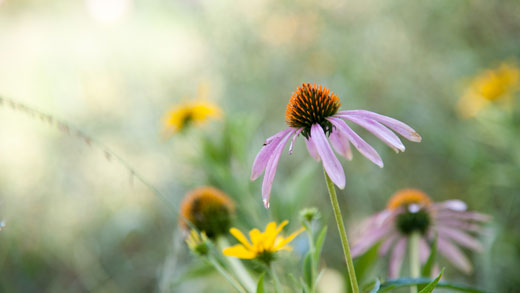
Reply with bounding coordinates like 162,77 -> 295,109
327,117 -> 384,167
310,124 -> 346,189
251,128 -> 293,180
305,137 -> 320,161
437,226 -> 484,252
351,221 -> 393,257
339,110 -> 421,142
437,238 -> 473,274
336,114 -> 405,152
230,228 -> 252,249
435,219 -> 485,233
329,128 -> 353,160
418,237 -> 431,264
434,210 -> 492,222
379,233 -> 398,256
261,129 -> 295,208
223,244 -> 256,259
288,128 -> 303,154
389,237 -> 407,279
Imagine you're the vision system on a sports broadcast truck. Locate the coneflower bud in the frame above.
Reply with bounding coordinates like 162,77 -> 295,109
180,186 -> 235,239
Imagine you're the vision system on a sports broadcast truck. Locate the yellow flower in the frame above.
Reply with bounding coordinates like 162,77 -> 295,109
162,83 -> 222,135
223,221 -> 304,264
163,101 -> 222,135
458,62 -> 520,118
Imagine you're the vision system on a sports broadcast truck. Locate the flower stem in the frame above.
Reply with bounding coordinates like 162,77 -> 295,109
409,232 -> 420,293
270,263 -> 282,293
323,169 -> 359,293
306,228 -> 316,292
207,256 -> 246,293
217,237 -> 257,292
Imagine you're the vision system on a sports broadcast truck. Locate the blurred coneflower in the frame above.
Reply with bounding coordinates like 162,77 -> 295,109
351,189 -> 491,278
251,83 -> 421,208
162,83 -> 222,136
223,220 -> 304,265
180,186 -> 235,239
457,63 -> 520,118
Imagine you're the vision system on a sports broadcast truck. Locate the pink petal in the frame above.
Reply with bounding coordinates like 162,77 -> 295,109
336,114 -> 405,152
435,219 -> 485,233
379,233 -> 398,256
251,128 -> 293,180
327,117 -> 384,167
288,128 -> 303,154
305,137 -> 320,162
339,110 -> 421,142
436,226 -> 483,252
261,129 -> 295,208
418,237 -> 431,264
351,221 -> 393,257
434,210 -> 492,222
329,128 -> 353,160
389,237 -> 407,279
310,124 -> 346,189
437,237 -> 473,274
435,200 -> 467,211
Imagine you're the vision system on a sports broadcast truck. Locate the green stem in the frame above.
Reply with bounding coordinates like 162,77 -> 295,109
217,237 -> 257,292
323,169 -> 359,293
207,257 -> 246,293
270,263 -> 282,293
306,228 -> 316,292
409,232 -> 420,293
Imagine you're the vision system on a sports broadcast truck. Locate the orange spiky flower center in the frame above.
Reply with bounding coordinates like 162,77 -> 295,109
286,83 -> 341,138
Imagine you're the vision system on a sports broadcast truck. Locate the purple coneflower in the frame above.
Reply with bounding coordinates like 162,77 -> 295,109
351,189 -> 491,278
251,83 -> 422,208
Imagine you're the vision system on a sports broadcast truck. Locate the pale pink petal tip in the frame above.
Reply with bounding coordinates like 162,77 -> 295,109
263,199 -> 270,209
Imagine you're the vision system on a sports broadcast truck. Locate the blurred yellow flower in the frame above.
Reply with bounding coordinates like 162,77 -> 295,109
163,101 -> 222,135
162,83 -> 222,135
223,221 -> 304,264
458,63 -> 520,118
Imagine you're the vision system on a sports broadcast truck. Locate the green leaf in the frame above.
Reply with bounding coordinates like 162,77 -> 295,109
421,236 -> 437,278
378,277 -> 486,292
361,278 -> 381,293
256,272 -> 265,293
314,226 -> 327,261
418,268 -> 444,293
353,242 -> 380,282
303,252 -> 313,289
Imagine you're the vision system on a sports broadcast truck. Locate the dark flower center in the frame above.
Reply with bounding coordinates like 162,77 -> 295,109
190,198 -> 232,238
396,208 -> 431,235
285,83 -> 340,138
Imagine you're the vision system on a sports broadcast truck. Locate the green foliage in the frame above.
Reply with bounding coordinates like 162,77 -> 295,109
418,268 -> 444,293
256,272 -> 265,293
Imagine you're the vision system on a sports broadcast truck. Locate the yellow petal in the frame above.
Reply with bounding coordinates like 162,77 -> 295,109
274,227 -> 305,251
249,228 -> 263,246
230,228 -> 252,249
223,244 -> 256,259
265,220 -> 288,250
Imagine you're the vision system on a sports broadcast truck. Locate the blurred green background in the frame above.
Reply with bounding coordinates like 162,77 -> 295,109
0,0 -> 519,292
